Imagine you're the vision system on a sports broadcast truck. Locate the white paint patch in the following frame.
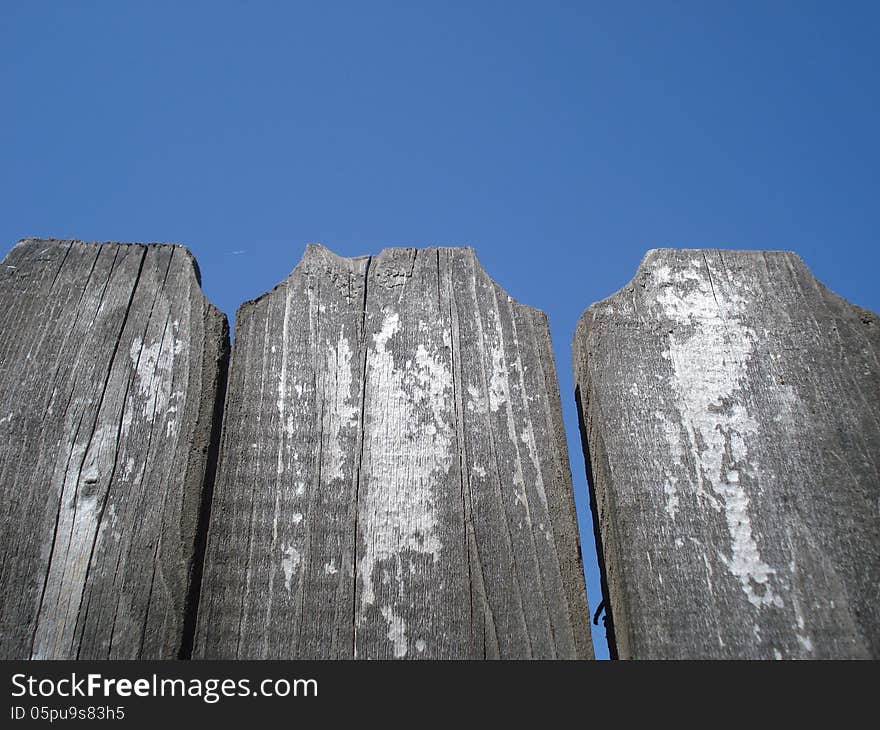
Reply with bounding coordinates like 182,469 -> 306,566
128,329 -> 184,449
481,304 -> 534,516
415,639 -> 427,653
467,384 -> 487,413
291,512 -> 303,525
129,337 -> 174,403
357,309 -> 450,644
373,310 -> 399,351
129,337 -> 143,366
380,605 -> 408,658
656,258 -> 781,609
662,478 -> 680,520
516,395 -> 548,510
323,560 -> 338,575
132,342 -> 163,405
654,264 -> 673,286
280,543 -> 301,595
324,329 -> 359,482
488,344 -> 508,412
415,343 -> 454,403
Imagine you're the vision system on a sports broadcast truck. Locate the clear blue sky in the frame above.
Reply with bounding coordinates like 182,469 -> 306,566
2,1 -> 878,659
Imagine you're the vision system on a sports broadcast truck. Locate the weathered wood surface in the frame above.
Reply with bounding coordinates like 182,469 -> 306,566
574,248 -> 880,659
0,239 -> 228,659
195,245 -> 592,659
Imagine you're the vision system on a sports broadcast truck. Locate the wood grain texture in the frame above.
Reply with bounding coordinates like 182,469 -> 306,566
574,248 -> 880,659
0,239 -> 228,659
195,244 -> 592,659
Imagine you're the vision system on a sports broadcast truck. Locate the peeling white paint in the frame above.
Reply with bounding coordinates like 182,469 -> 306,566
358,309 -> 448,641
466,384 -> 487,413
129,336 -> 175,405
380,605 -> 408,658
483,305 -> 534,517
517,410 -> 548,510
324,328 -> 358,482
128,328 -> 184,452
280,543 -> 301,595
656,259 -> 781,610
373,310 -> 399,351
488,344 -> 507,412
128,337 -> 142,366
662,477 -> 680,519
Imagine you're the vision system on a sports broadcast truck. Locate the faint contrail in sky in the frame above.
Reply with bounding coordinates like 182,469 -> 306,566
224,250 -> 248,255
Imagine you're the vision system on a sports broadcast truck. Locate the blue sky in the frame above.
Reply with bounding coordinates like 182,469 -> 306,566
2,1 -> 878,659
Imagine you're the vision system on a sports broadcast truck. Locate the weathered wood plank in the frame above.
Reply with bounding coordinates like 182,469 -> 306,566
0,238 -> 228,659
573,248 -> 880,659
195,245 -> 592,659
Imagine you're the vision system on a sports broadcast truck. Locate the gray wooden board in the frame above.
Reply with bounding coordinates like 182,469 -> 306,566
573,248 -> 880,659
0,239 -> 228,659
195,245 -> 592,659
